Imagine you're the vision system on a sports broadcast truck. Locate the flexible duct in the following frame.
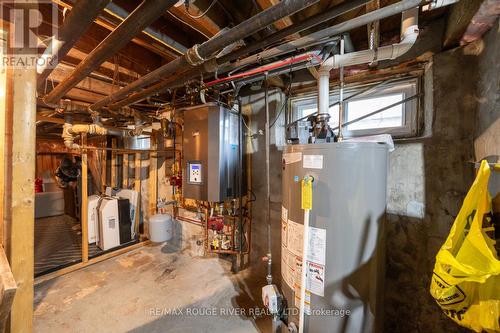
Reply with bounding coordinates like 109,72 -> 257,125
317,6 -> 419,115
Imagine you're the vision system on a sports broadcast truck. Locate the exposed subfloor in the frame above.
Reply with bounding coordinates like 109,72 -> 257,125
34,244 -> 265,333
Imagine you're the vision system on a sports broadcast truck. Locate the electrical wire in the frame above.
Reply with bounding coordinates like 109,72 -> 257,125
186,0 -> 218,19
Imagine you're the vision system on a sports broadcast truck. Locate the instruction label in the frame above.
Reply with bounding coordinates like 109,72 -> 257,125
281,218 -> 327,298
303,155 -> 323,169
283,152 -> 302,164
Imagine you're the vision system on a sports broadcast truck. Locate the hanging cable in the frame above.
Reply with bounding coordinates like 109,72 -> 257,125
186,0 -> 218,19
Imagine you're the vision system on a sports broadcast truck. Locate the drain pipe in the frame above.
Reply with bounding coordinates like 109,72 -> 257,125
89,0 -> 320,111
62,114 -> 140,149
315,6 -> 419,136
319,7 -> 419,70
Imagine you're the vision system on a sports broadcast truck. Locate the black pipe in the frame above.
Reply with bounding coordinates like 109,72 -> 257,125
37,0 -> 111,90
217,0 -> 371,64
90,0 -> 320,110
44,0 -> 179,104
105,0 -> 369,109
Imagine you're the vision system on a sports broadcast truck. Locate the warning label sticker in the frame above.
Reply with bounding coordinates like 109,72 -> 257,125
281,218 -> 327,298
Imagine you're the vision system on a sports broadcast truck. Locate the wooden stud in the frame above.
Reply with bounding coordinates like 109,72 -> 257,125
123,153 -> 129,188
134,153 -> 141,237
111,138 -> 117,188
148,133 -> 158,237
102,148 -> 107,193
8,46 -> 37,333
0,42 -> 7,243
81,133 -> 89,263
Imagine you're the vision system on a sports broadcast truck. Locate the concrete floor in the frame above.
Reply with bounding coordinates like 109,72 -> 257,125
34,244 -> 266,333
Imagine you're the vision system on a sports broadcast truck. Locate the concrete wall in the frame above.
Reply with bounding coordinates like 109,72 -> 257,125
238,20 -> 500,333
474,19 -> 500,161
384,19 -> 499,333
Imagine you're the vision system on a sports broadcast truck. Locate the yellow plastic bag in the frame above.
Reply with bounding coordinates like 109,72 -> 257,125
430,160 -> 500,332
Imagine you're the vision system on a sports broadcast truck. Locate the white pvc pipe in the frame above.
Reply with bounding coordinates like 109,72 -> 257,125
319,7 -> 419,70
298,206 -> 311,333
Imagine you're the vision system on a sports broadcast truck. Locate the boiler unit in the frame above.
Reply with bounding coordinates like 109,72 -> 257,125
182,103 -> 244,202
280,141 -> 389,333
98,197 -> 132,251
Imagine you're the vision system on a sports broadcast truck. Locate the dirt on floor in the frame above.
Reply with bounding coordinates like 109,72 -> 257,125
34,244 -> 271,333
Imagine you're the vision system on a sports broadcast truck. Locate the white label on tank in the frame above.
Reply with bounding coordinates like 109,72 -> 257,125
283,152 -> 302,164
307,226 -> 326,265
287,220 -> 304,256
303,155 -> 323,169
281,206 -> 288,222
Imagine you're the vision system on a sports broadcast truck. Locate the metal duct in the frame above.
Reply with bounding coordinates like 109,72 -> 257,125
89,0 -> 321,111
44,0 -> 179,104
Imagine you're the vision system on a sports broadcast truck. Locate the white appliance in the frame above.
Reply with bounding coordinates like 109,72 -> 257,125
98,197 -> 121,251
87,195 -> 101,244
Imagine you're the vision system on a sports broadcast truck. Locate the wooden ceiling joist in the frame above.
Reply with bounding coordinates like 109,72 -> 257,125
169,3 -> 222,38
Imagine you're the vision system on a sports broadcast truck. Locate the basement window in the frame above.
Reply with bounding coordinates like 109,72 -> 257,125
289,77 -> 421,138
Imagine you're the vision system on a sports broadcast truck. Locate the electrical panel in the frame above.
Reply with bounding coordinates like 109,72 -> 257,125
182,103 -> 245,202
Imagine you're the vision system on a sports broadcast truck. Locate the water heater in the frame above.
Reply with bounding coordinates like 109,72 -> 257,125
182,103 -> 243,202
281,141 -> 388,333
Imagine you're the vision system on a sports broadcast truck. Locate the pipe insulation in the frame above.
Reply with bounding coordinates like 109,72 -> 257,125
108,0 -> 423,110
103,0 -> 368,109
62,123 -> 139,149
89,0 -> 320,111
316,6 -> 419,118
323,7 -> 419,69
224,0 -> 422,72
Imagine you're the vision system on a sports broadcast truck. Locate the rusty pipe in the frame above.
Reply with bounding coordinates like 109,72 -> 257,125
44,0 -> 179,104
89,0 -> 320,111
37,0 -> 111,90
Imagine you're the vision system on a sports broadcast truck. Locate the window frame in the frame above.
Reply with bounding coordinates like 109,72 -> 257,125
289,76 -> 422,139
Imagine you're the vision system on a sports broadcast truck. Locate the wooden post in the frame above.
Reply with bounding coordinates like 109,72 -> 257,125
81,134 -> 89,263
134,153 -> 141,237
7,47 -> 37,333
148,133 -> 158,237
123,153 -> 129,188
0,28 -> 7,244
111,138 -> 117,188
101,148 -> 107,193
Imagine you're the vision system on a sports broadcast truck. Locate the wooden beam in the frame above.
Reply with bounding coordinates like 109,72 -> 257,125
255,0 -> 294,30
66,48 -> 140,81
81,133 -> 89,263
47,63 -> 122,97
169,5 -> 220,38
443,0 -> 483,49
0,246 -> 17,332
8,43 -> 37,333
35,115 -> 65,125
